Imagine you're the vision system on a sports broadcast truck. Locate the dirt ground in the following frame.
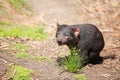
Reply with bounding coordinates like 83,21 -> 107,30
0,0 -> 120,80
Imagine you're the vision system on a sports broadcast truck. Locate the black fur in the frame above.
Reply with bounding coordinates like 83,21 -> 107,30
56,23 -> 105,64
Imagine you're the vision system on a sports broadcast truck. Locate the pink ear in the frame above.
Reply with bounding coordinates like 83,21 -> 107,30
73,27 -> 80,37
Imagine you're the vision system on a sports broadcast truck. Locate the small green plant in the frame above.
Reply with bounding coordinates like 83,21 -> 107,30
9,0 -> 31,14
61,48 -> 84,73
15,52 -> 29,59
0,22 -> 47,40
13,43 -> 28,52
75,74 -> 88,80
32,55 -> 50,62
7,65 -> 33,80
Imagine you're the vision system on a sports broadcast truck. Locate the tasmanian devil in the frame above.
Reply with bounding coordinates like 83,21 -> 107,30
56,23 -> 105,65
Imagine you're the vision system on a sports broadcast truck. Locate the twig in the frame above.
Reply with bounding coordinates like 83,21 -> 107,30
58,70 -> 67,75
12,68 -> 17,79
0,38 -> 13,45
39,12 -> 57,28
105,46 -> 120,50
101,29 -> 114,32
7,69 -> 17,80
0,57 -> 12,63
40,12 -> 47,25
75,0 -> 101,20
0,58 -> 7,63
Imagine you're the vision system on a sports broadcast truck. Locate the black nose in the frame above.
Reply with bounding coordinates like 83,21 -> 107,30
58,40 -> 62,44
57,39 -> 62,45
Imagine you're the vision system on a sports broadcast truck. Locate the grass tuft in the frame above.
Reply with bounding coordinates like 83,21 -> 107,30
7,65 -> 33,80
61,48 -> 84,73
75,74 -> 88,80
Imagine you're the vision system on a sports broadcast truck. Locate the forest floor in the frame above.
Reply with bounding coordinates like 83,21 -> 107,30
0,0 -> 120,80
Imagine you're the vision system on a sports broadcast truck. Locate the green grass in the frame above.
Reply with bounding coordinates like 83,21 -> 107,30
13,43 -> 29,59
7,65 -> 33,80
12,43 -> 29,59
0,5 -> 5,15
75,74 -> 88,80
15,52 -> 29,59
0,21 -> 47,40
32,55 -> 50,62
13,43 -> 28,52
9,0 -> 31,15
61,48 -> 84,73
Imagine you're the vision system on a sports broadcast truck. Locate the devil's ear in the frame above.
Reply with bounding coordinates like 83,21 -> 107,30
57,23 -> 61,30
57,23 -> 60,27
72,27 -> 80,37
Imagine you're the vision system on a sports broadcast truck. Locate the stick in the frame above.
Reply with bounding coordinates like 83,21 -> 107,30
75,0 -> 101,20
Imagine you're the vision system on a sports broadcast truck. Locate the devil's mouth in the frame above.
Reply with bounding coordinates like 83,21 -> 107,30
57,42 -> 64,45
57,41 -> 70,45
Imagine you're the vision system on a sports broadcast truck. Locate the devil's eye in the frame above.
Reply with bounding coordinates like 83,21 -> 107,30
65,33 -> 70,38
65,33 -> 69,36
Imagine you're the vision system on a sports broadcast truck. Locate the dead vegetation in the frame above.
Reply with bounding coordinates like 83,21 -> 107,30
0,0 -> 120,80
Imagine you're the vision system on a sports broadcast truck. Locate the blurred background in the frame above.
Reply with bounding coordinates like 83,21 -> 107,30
0,0 -> 120,80
27,0 -> 120,49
